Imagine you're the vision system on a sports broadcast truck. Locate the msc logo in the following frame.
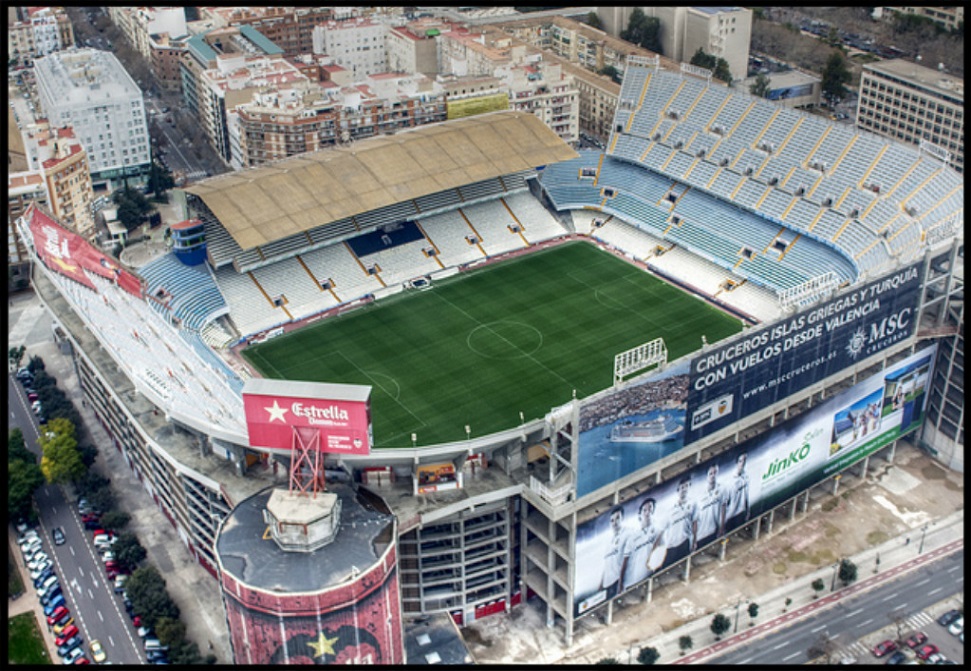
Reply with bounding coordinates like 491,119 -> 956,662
845,309 -> 912,359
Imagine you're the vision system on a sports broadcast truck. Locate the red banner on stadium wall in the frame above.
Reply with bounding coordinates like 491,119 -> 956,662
242,379 -> 372,455
27,203 -> 143,298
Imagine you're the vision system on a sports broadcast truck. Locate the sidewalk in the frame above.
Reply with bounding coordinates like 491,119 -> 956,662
8,529 -> 60,662
653,510 -> 964,664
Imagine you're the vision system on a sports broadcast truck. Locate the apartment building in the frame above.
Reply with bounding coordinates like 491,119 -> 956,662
128,7 -> 188,62
33,48 -> 151,188
498,61 -> 579,145
387,17 -> 451,78
180,24 -> 283,122
312,17 -> 390,79
873,6 -> 964,32
203,6 -> 335,59
857,59 -> 964,173
8,6 -> 74,66
8,172 -> 48,287
33,126 -> 96,241
231,73 -> 447,168
150,32 -> 190,92
597,6 -> 752,82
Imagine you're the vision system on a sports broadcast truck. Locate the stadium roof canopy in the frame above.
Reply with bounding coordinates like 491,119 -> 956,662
183,110 -> 578,250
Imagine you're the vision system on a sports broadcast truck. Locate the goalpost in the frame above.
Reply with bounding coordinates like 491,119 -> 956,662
614,337 -> 667,386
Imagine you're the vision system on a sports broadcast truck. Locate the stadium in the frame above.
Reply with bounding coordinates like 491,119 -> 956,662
18,55 -> 963,653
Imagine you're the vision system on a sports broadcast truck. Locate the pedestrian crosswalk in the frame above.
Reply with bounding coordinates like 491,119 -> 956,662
184,170 -> 207,182
836,611 -> 934,659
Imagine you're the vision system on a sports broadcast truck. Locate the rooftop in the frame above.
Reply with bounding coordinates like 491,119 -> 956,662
184,110 -> 577,250
865,58 -> 964,99
215,482 -> 394,593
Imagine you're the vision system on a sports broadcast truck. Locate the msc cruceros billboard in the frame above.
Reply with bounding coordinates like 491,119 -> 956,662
243,379 -> 372,455
572,345 -> 936,617
685,262 -> 924,444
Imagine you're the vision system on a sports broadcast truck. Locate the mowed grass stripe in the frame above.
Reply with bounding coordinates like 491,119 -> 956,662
243,241 -> 743,447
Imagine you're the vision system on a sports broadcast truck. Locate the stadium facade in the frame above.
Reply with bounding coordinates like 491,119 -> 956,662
18,57 -> 963,654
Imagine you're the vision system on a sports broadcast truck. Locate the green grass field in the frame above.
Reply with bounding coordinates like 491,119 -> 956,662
244,241 -> 743,447
7,612 -> 51,665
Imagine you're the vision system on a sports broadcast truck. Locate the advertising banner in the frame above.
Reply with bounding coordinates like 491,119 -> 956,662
573,345 -> 936,617
243,379 -> 372,455
576,359 -> 690,498
685,263 -> 924,445
27,204 -> 143,297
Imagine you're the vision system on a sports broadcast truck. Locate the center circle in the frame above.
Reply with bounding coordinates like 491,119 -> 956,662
467,321 -> 543,360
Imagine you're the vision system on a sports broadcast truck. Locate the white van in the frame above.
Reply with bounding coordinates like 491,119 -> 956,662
144,638 -> 168,652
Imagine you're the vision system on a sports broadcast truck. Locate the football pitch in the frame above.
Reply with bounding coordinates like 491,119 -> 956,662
243,241 -> 743,447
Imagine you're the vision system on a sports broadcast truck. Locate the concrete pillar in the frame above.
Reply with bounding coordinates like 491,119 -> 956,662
887,439 -> 897,462
753,516 -> 761,541
682,556 -> 691,583
605,598 -> 614,625
719,538 -> 728,561
790,497 -> 797,522
860,455 -> 869,479
766,509 -> 774,534
832,474 -> 841,496
646,576 -> 654,603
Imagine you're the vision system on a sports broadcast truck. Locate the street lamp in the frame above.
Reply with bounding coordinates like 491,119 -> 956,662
734,597 -> 742,633
830,560 -> 840,591
918,524 -> 928,554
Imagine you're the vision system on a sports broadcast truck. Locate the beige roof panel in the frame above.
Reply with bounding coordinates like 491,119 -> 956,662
184,111 -> 577,250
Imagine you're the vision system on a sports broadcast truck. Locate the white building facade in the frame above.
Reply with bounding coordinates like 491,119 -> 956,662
33,48 -> 151,187
312,17 -> 389,79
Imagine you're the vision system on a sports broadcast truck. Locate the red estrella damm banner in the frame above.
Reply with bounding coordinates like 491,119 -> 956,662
242,380 -> 372,456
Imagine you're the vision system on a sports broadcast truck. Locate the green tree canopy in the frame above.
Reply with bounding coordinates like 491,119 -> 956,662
748,602 -> 760,620
749,72 -> 771,98
9,460 -> 45,522
621,8 -> 662,54
114,531 -> 147,572
838,558 -> 858,586
689,48 -> 732,83
678,635 -> 693,654
637,646 -> 660,664
586,11 -> 603,30
38,418 -> 85,484
710,613 -> 731,639
9,428 -> 35,464
821,51 -> 851,105
127,566 -> 180,630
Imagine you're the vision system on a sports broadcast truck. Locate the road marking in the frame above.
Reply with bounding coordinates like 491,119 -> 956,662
78,565 -> 83,577
956,577 -> 963,583
108,636 -> 114,647
927,587 -> 942,595
737,657 -> 753,664
845,608 -> 864,618
783,651 -> 801,661
881,593 -> 898,602
811,625 -> 827,633
916,578 -> 931,586
88,588 -> 94,600
98,610 -> 104,622
70,547 -> 76,557
860,618 -> 873,626
773,641 -> 788,650
946,566 -> 960,573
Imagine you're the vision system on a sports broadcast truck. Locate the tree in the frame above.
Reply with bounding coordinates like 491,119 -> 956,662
146,159 -> 175,202
27,355 -> 46,374
838,558 -> 858,586
9,345 -> 26,369
596,658 -> 619,665
9,460 -> 45,522
113,185 -> 154,232
77,471 -> 111,498
155,616 -> 186,647
747,602 -> 759,625
38,418 -> 85,484
749,73 -> 771,98
9,428 -> 35,464
710,613 -> 731,640
89,486 -> 116,515
812,578 -> 826,598
783,597 -> 793,612
599,65 -> 621,84
689,48 -> 732,83
99,510 -> 131,532
621,9 -> 662,54
637,646 -> 660,665
586,11 -> 603,30
821,51 -> 851,106
678,635 -> 693,655
114,532 -> 147,572
126,566 -> 180,630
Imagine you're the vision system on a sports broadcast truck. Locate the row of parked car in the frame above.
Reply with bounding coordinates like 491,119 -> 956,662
872,608 -> 964,665
79,497 -> 169,664
16,367 -> 48,423
16,523 -> 105,664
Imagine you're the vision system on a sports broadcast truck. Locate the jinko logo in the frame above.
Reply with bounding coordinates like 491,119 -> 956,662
762,428 -> 822,481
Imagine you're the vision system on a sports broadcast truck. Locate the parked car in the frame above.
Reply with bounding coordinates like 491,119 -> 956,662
101,551 -> 116,564
43,594 -> 67,616
53,616 -> 75,636
28,553 -> 51,571
926,652 -> 947,664
62,647 -> 85,664
904,632 -> 928,649
47,605 -> 70,626
938,609 -> 961,626
885,650 -> 907,664
36,574 -> 58,595
113,574 -> 129,592
55,625 -> 80,646
30,561 -> 54,581
872,640 -> 898,657
57,636 -> 84,657
916,643 -> 939,661
52,527 -> 66,546
948,616 -> 963,636
40,586 -> 63,607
